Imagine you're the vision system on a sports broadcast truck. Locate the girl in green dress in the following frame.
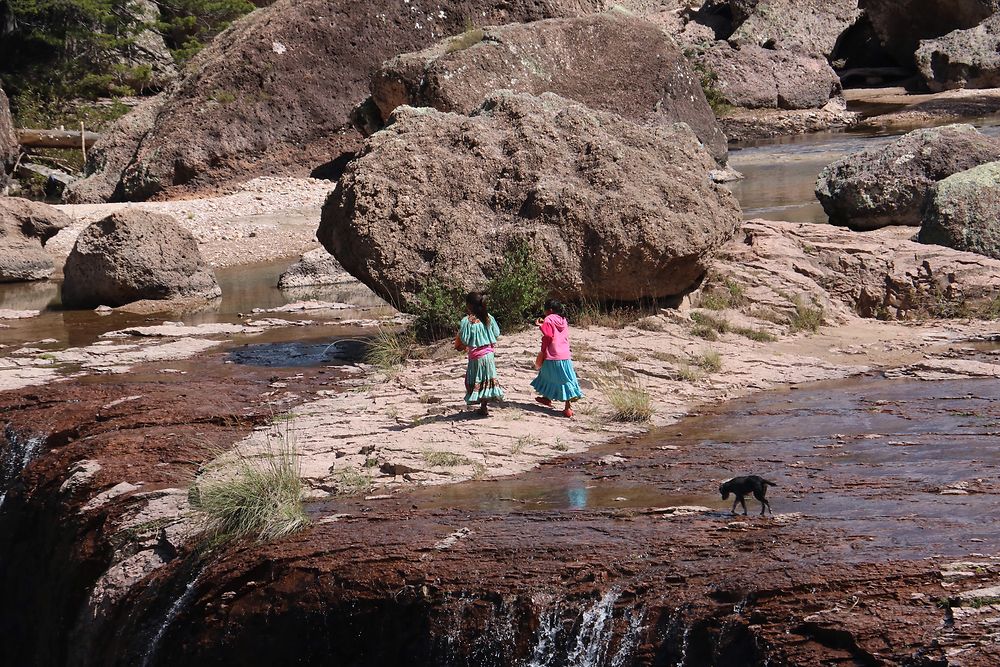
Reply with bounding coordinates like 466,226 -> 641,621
456,292 -> 505,416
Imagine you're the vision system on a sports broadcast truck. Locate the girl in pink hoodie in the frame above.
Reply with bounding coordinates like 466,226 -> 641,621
531,299 -> 583,418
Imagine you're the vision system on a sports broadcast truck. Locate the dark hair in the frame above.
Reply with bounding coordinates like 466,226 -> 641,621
466,291 -> 490,324
544,298 -> 565,316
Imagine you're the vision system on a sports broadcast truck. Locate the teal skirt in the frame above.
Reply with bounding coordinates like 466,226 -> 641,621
531,359 -> 583,402
465,353 -> 505,404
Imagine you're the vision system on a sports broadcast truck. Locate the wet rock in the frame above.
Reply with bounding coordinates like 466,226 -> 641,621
0,83 -> 15,193
277,248 -> 354,289
61,210 -> 221,308
728,0 -> 861,58
862,0 -> 999,66
108,0 -> 607,200
0,197 -> 73,282
916,14 -> 1000,92
815,124 -> 1000,230
369,10 -> 728,163
319,92 -> 741,306
920,161 -> 1000,260
63,94 -> 165,204
692,42 -> 841,110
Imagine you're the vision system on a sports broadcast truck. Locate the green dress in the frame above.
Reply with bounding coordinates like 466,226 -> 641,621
460,315 -> 505,404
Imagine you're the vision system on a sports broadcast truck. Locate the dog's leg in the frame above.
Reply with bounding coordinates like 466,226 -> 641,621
731,498 -> 739,514
739,496 -> 748,515
753,490 -> 771,516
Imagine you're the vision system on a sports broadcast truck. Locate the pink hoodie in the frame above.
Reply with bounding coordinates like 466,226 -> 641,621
539,314 -> 572,361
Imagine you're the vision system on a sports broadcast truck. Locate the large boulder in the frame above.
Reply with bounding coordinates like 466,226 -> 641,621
0,198 -> 72,282
919,161 -> 1000,259
728,0 -> 861,58
318,92 -> 742,306
915,14 -> 1000,91
61,210 -> 221,308
63,94 -> 165,204
693,43 -> 841,110
0,83 -> 16,193
277,248 -> 354,289
861,0 -> 999,65
105,0 -> 606,201
369,10 -> 728,164
816,124 -> 1000,230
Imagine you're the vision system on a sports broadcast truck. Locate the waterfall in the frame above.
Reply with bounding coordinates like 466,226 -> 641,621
0,426 -> 44,509
565,589 -> 621,667
610,607 -> 645,667
526,589 -> 644,667
526,599 -> 562,667
140,566 -> 202,667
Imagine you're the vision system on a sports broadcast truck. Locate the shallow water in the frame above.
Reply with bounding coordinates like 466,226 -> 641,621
728,115 -> 1000,224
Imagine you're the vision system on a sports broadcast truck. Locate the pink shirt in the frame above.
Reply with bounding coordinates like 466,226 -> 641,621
539,314 -> 572,361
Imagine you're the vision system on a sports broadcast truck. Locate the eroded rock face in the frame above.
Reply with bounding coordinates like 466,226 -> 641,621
861,0 -> 1000,65
109,0 -> 606,201
61,210 -> 221,308
0,198 -> 72,282
815,124 -> 1000,230
319,92 -> 741,306
0,83 -> 16,192
916,14 -> 1000,91
920,161 -> 1000,260
694,43 -> 841,110
63,94 -> 165,204
729,0 -> 861,58
370,10 -> 728,164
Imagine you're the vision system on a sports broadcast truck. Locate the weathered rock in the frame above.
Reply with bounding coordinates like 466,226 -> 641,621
319,92 -> 742,306
916,14 -> 1000,91
61,210 -> 221,308
920,161 -> 1000,259
717,219 -> 1000,320
117,0 -> 178,90
278,248 -> 354,289
111,0 -> 606,201
0,198 -> 72,282
369,11 -> 728,164
693,43 -> 841,110
0,83 -> 16,192
729,0 -> 861,58
815,124 -> 1000,230
63,94 -> 165,204
861,0 -> 1000,65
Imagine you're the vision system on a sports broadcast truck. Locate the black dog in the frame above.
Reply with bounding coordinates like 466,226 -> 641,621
719,476 -> 777,516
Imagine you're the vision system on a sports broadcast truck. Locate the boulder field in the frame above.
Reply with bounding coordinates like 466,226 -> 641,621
815,124 -> 1000,230
0,198 -> 72,282
368,10 -> 728,164
61,210 -> 221,308
318,92 -> 742,307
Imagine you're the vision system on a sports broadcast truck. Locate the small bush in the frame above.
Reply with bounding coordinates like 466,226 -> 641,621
789,297 -> 825,333
733,326 -> 777,343
423,451 -> 471,467
333,468 -> 374,495
599,373 -> 654,423
977,295 -> 1000,320
411,280 -> 464,342
676,364 -> 701,382
699,279 -> 747,311
190,428 -> 309,543
690,311 -> 731,334
487,242 -> 546,331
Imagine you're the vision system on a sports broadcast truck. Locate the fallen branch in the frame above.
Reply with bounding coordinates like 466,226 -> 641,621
17,128 -> 102,150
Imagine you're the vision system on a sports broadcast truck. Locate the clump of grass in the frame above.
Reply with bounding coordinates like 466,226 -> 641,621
190,429 -> 309,544
512,436 -> 537,455
691,324 -> 719,341
690,311 -> 731,334
699,279 -> 747,311
789,297 -> 825,333
676,364 -> 701,382
551,440 -> 569,452
366,327 -> 417,370
696,350 -> 722,372
733,326 -> 777,343
599,373 -> 654,423
423,450 -> 471,467
571,300 -> 643,329
333,468 -> 374,495
471,462 -> 488,480
977,294 -> 1000,319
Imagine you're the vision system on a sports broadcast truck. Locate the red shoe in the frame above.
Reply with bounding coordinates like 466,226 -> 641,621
562,408 -> 574,418
535,397 -> 553,407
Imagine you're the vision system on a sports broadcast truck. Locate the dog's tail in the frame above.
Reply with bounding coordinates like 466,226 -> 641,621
764,480 -> 778,487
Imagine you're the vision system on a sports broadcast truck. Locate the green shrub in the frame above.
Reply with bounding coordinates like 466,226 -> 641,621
789,297 -> 825,333
411,280 -> 464,342
599,373 -> 654,422
365,327 -> 417,370
486,242 -> 546,331
190,427 -> 309,543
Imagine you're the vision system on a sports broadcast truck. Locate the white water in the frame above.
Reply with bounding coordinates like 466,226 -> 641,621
0,431 -> 43,509
140,567 -> 202,667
